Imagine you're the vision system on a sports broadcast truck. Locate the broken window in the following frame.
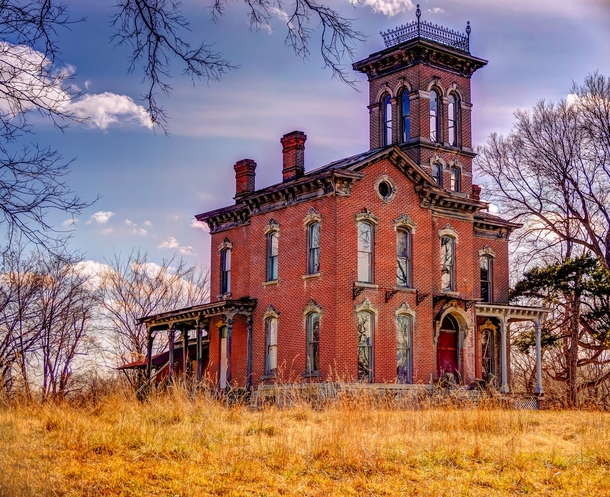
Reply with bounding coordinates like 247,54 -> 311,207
265,317 -> 278,374
266,231 -> 279,281
396,228 -> 412,287
357,311 -> 373,382
440,236 -> 455,291
396,314 -> 413,383
220,248 -> 231,294
307,222 -> 320,274
481,328 -> 495,381
357,221 -> 374,283
306,312 -> 320,373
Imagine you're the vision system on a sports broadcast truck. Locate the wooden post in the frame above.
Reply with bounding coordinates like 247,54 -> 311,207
196,318 -> 203,382
499,315 -> 509,394
182,326 -> 189,379
246,314 -> 253,390
146,325 -> 154,381
534,318 -> 544,395
168,325 -> 175,381
226,316 -> 234,386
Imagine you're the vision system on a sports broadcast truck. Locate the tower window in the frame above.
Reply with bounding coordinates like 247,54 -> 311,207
357,221 -> 374,283
220,248 -> 231,294
396,228 -> 412,287
401,91 -> 410,143
430,89 -> 440,142
307,222 -> 320,274
440,236 -> 455,291
383,94 -> 392,146
448,94 -> 459,146
450,167 -> 460,192
266,231 -> 279,281
480,255 -> 493,303
432,163 -> 443,186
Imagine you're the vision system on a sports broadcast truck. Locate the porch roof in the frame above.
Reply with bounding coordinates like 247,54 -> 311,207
475,302 -> 550,322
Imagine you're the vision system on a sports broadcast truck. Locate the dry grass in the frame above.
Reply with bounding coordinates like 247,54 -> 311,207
1,389 -> 609,496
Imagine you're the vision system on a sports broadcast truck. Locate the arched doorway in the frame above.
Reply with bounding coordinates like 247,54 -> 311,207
437,314 -> 459,377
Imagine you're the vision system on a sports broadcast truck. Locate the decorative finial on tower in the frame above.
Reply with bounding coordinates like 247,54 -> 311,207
466,21 -> 471,39
416,4 -> 421,21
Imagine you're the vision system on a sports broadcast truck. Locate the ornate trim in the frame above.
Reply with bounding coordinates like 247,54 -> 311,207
218,237 -> 232,252
478,245 -> 496,258
355,209 -> 379,226
374,174 -> 397,203
439,223 -> 459,243
262,304 -> 280,321
394,301 -> 416,319
303,299 -> 322,316
393,213 -> 417,231
478,318 -> 497,334
355,298 -> 379,314
433,303 -> 473,345
430,154 -> 447,169
303,208 -> 322,227
263,219 -> 280,236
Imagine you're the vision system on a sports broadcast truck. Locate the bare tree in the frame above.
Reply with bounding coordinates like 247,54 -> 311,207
98,250 -> 209,367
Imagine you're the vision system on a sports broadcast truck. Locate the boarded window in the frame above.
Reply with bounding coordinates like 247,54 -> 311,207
265,317 -> 278,374
440,236 -> 455,291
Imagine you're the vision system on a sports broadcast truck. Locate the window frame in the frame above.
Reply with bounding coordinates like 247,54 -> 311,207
448,93 -> 459,147
440,235 -> 456,291
396,228 -> 412,288
306,312 -> 320,373
307,222 -> 321,275
401,90 -> 410,143
382,94 -> 392,146
396,313 -> 413,384
266,231 -> 279,281
220,248 -> 231,294
432,163 -> 443,187
429,89 -> 440,142
265,316 -> 278,375
357,310 -> 374,383
357,221 -> 374,283
450,166 -> 461,192
480,255 -> 493,303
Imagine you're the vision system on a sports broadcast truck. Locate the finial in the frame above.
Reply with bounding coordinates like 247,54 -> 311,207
466,21 -> 471,37
416,4 -> 421,20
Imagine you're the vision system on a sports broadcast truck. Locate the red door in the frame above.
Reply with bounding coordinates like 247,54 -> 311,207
437,316 -> 459,376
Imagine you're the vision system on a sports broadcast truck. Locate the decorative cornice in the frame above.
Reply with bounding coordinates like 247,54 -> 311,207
303,299 -> 322,316
393,213 -> 417,231
218,237 -> 232,252
478,245 -> 496,258
394,301 -> 416,318
439,223 -> 459,241
263,219 -> 280,236
262,304 -> 280,320
355,298 -> 379,314
303,208 -> 322,227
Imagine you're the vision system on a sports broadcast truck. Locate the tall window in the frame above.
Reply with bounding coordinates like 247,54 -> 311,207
480,256 -> 493,303
448,94 -> 458,146
265,317 -> 278,374
306,312 -> 320,373
397,314 -> 413,383
440,236 -> 455,291
220,248 -> 231,294
266,231 -> 279,281
450,167 -> 460,192
396,228 -> 412,287
383,94 -> 392,146
401,91 -> 410,143
357,311 -> 373,382
432,163 -> 442,186
307,222 -> 320,274
357,222 -> 374,283
430,89 -> 440,142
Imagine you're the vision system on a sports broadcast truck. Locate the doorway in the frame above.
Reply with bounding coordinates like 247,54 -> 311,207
437,314 -> 459,377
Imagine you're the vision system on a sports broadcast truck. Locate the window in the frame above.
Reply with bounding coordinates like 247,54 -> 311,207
357,222 -> 374,283
266,231 -> 279,281
401,91 -> 410,143
440,236 -> 455,291
397,314 -> 413,383
450,167 -> 460,192
383,94 -> 392,146
432,163 -> 442,186
448,94 -> 458,146
357,311 -> 373,382
396,228 -> 412,287
481,327 -> 495,380
430,89 -> 440,142
307,222 -> 320,274
220,248 -> 231,294
265,317 -> 278,374
480,255 -> 493,303
306,312 -> 320,373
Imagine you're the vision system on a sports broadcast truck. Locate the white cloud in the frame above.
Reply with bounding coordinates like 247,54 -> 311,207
62,218 -> 77,227
361,0 -> 414,17
143,220 -> 153,227
101,228 -> 113,235
158,237 -> 180,249
125,219 -> 136,226
190,219 -> 209,232
87,211 -> 115,225
64,92 -> 153,130
132,228 -> 148,236
426,7 -> 444,14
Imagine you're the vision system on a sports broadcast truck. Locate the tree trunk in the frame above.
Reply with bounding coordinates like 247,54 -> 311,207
568,278 -> 582,408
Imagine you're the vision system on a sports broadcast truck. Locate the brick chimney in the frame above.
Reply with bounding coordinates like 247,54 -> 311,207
234,159 -> 257,199
281,131 -> 306,182
471,184 -> 481,201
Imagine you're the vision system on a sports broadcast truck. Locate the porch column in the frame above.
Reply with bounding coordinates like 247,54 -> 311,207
182,327 -> 189,379
146,325 -> 154,381
168,325 -> 176,381
196,318 -> 204,382
499,315 -> 509,394
246,313 -> 253,390
534,318 -> 544,395
226,315 -> 234,385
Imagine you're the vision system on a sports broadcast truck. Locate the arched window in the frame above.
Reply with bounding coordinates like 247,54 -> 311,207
266,231 -> 279,281
357,311 -> 373,382
220,248 -> 231,294
396,314 -> 413,383
306,312 -> 320,373
382,94 -> 392,146
440,236 -> 455,291
357,221 -> 374,283
450,166 -> 460,192
430,89 -> 440,142
307,222 -> 320,274
396,228 -> 412,287
448,94 -> 459,146
401,91 -> 410,143
265,317 -> 278,374
480,255 -> 493,303
432,163 -> 442,186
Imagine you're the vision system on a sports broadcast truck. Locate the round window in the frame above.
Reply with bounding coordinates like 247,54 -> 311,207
378,181 -> 391,199
374,175 -> 396,202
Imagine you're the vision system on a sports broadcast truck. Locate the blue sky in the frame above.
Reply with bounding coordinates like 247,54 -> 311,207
23,0 -> 610,269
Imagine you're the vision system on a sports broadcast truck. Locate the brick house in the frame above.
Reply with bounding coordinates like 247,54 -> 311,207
138,8 -> 548,395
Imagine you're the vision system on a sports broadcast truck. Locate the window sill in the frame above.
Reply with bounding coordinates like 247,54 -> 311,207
217,292 -> 232,300
261,373 -> 277,381
302,272 -> 321,280
355,282 -> 378,289
393,286 -> 416,293
262,279 -> 279,287
302,371 -> 321,379
440,289 -> 459,296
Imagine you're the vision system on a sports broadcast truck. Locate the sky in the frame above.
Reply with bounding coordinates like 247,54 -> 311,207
18,0 -> 610,270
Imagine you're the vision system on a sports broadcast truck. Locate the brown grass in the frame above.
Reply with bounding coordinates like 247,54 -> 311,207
1,389 -> 609,496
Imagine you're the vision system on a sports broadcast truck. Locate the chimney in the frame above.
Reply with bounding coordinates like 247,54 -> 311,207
281,131 -> 307,182
471,184 -> 481,201
234,159 -> 257,199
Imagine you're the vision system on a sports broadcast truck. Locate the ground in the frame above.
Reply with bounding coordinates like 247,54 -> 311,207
1,390 -> 609,496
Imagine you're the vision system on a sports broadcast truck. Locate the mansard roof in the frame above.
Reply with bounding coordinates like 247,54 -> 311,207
196,145 -> 507,234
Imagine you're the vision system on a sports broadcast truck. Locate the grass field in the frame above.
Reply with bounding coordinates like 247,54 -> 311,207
1,389 -> 609,496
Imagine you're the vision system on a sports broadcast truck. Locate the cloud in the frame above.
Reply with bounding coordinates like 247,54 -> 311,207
132,228 -> 148,236
86,211 -> 115,225
125,219 -> 136,227
101,228 -> 113,235
158,236 -> 196,255
62,218 -> 77,227
143,220 -> 153,227
361,0 -> 414,17
190,219 -> 209,232
426,7 -> 444,14
64,92 -> 153,130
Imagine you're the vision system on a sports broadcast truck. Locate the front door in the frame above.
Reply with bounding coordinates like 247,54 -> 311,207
437,315 -> 459,377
